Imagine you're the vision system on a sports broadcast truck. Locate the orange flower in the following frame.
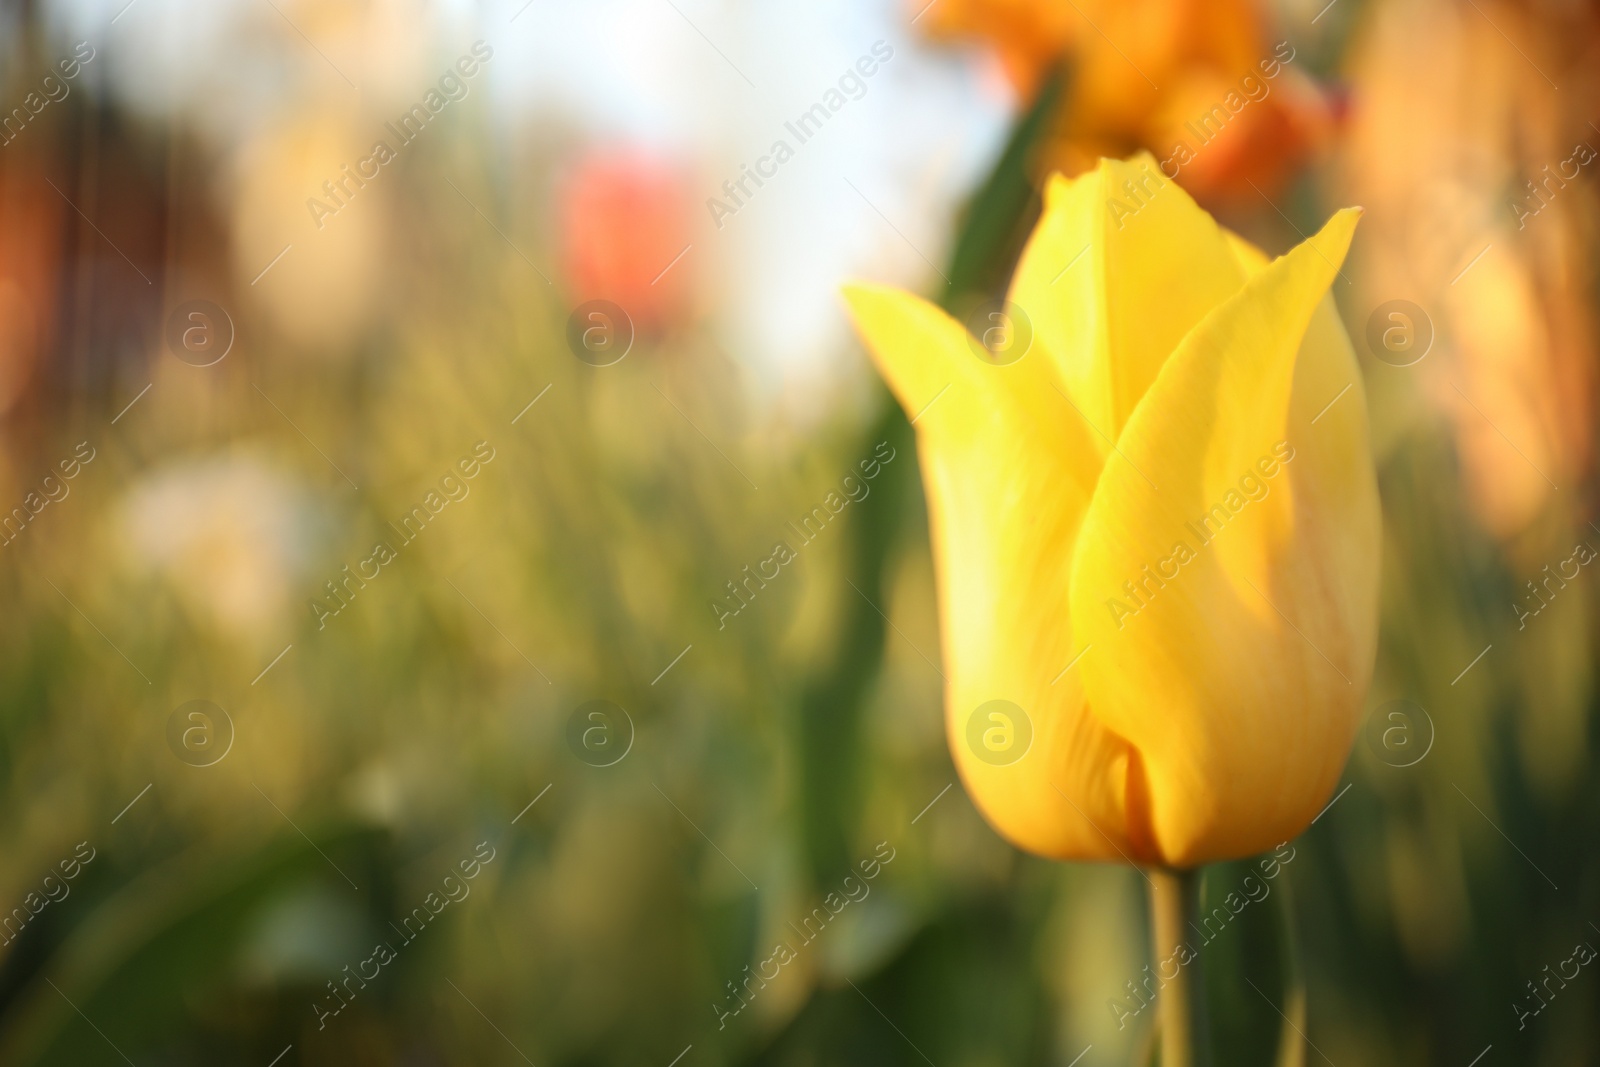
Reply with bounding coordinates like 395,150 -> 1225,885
0,158 -> 65,414
1339,0 -> 1596,540
918,0 -> 1334,204
920,0 -> 1082,96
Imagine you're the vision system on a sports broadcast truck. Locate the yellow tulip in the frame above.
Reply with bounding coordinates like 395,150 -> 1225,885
844,156 -> 1379,869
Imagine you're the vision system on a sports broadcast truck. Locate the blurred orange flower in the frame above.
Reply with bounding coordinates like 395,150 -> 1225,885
920,0 -> 1081,95
920,0 -> 1334,204
0,159 -> 65,414
1340,0 -> 1598,541
560,149 -> 694,334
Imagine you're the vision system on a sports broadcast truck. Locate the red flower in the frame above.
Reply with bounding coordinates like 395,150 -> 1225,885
559,149 -> 694,335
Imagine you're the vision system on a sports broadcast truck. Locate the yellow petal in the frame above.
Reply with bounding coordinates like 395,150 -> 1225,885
1009,155 -> 1248,453
1221,227 -> 1271,275
1067,207 -> 1378,867
841,284 -> 1150,862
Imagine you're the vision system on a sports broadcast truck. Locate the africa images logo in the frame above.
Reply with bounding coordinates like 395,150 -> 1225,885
1104,442 -> 1295,630
705,41 -> 894,229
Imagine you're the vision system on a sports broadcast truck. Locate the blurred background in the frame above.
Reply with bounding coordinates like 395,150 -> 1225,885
2,0 -> 1598,1063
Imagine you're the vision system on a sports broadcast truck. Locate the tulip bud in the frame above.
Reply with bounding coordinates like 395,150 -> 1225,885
844,155 -> 1378,868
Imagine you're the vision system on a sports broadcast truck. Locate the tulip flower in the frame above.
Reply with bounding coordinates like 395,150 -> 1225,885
846,154 -> 1376,1063
919,0 -> 1335,205
844,156 -> 1378,871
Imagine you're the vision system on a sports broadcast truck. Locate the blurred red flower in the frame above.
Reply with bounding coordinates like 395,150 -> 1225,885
559,149 -> 694,335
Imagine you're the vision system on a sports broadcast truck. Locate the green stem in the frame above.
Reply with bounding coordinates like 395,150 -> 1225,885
1271,867 -> 1308,1067
1148,867 -> 1212,1067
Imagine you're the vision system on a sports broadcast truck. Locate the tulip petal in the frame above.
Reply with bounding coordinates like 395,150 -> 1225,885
843,283 -> 1152,862
1068,207 -> 1378,867
1009,156 -> 1247,451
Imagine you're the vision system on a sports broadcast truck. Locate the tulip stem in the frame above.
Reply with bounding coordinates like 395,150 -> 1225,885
1148,867 -> 1212,1067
